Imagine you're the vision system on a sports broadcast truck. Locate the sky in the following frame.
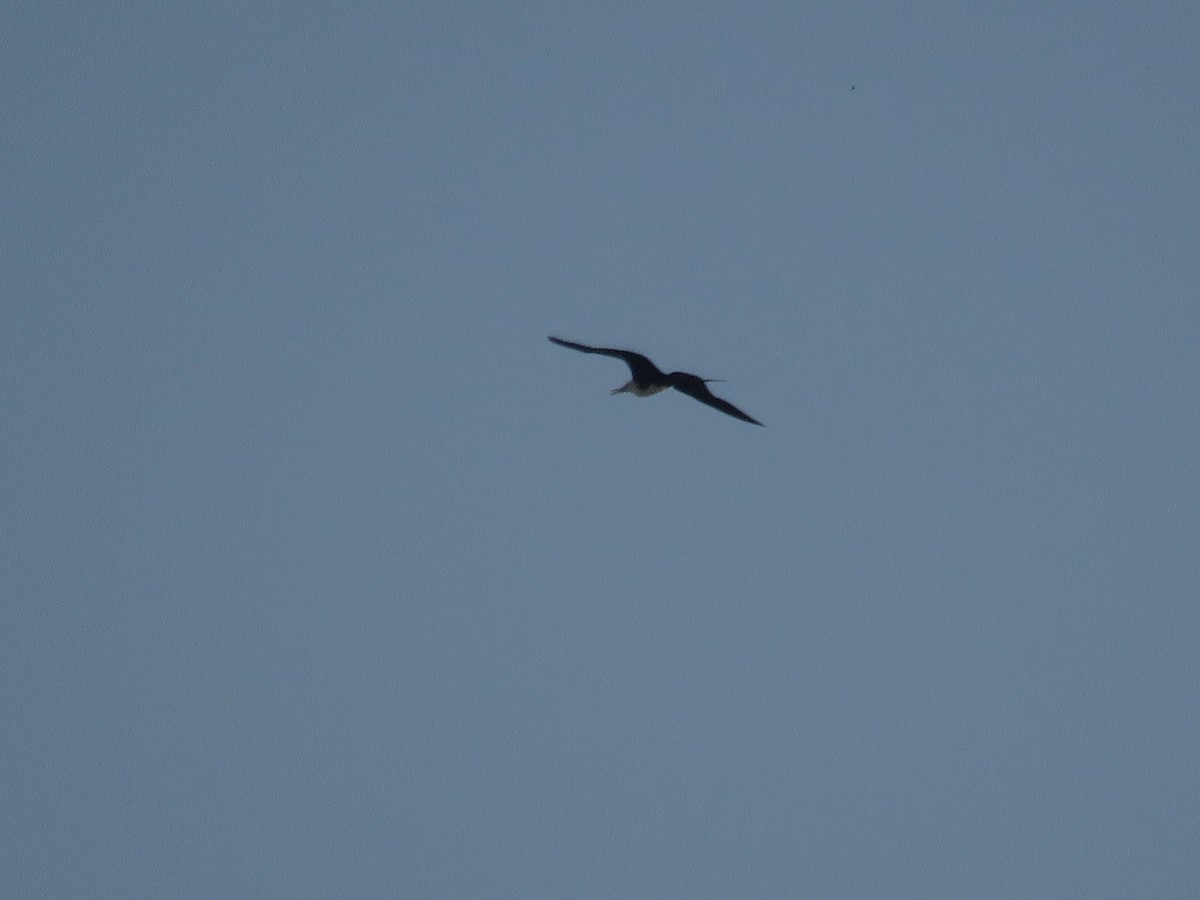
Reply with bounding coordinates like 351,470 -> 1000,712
4,2 -> 1198,897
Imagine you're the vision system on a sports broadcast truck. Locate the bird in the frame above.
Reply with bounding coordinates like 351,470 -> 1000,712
548,336 -> 764,426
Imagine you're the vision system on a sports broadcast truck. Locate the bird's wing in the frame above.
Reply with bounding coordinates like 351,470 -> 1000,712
548,336 -> 663,382
669,373 -> 765,426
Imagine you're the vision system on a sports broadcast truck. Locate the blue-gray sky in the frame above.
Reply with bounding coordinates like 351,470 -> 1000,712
5,2 -> 1198,897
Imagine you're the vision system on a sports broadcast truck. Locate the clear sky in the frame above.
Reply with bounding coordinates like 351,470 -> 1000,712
4,2 -> 1198,897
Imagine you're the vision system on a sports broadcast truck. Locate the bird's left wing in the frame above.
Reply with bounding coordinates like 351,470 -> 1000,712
548,336 -> 662,382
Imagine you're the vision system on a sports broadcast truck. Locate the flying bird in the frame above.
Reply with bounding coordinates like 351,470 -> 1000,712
548,336 -> 764,426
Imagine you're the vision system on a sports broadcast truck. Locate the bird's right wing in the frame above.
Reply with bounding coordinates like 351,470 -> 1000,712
670,376 -> 765,426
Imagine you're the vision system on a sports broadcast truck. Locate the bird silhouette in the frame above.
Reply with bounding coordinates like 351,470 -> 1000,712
549,336 -> 764,426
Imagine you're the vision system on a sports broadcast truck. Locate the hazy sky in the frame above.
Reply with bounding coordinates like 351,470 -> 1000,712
5,2 -> 1198,897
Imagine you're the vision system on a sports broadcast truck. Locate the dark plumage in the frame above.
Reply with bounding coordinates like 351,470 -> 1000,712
548,336 -> 764,426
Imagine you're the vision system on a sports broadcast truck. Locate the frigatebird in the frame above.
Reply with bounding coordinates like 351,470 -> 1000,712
548,336 -> 764,426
